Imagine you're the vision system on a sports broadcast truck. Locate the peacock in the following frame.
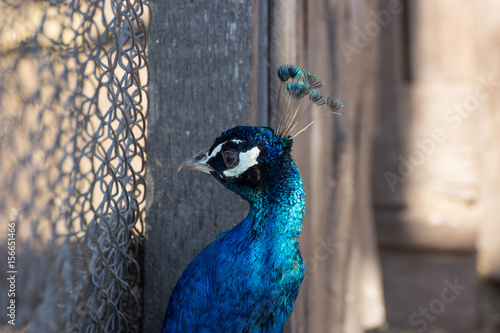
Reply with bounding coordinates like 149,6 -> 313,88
162,65 -> 343,332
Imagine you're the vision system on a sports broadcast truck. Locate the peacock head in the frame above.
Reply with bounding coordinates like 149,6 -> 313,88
178,126 -> 293,202
178,65 -> 343,203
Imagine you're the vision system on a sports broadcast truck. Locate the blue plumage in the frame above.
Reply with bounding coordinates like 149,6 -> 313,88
162,66 -> 342,332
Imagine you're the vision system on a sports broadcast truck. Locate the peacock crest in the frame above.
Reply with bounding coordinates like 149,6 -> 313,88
274,64 -> 343,139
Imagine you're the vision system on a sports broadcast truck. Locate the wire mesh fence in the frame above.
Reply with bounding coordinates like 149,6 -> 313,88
0,0 -> 149,331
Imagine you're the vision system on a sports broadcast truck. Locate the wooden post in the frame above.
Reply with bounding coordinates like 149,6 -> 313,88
143,1 -> 255,331
290,0 -> 386,332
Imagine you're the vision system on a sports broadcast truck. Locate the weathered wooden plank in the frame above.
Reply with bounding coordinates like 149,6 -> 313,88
143,1 -> 254,331
250,0 -> 269,127
266,1 -> 306,331
289,0 -> 386,332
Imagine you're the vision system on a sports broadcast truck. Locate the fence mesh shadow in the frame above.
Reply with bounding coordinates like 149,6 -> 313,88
0,1 -> 149,331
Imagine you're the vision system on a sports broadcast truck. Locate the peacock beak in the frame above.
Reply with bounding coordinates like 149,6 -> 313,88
178,149 -> 214,174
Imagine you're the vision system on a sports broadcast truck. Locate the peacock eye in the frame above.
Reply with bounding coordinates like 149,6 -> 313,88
223,150 -> 239,167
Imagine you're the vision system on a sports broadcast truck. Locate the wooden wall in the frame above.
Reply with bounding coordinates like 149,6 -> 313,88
372,0 -> 500,276
144,1 -> 385,332
372,0 -> 481,251
371,1 -> 500,331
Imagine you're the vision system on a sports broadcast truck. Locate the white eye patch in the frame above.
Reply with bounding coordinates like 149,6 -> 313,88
208,139 -> 243,160
208,142 -> 224,159
223,146 -> 260,178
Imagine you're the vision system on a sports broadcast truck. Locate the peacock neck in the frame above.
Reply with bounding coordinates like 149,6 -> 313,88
248,157 -> 305,239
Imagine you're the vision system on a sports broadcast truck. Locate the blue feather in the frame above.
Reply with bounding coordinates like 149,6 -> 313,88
327,95 -> 344,113
285,82 -> 309,99
300,70 -> 324,89
277,66 -> 291,82
287,65 -> 301,79
308,89 -> 324,105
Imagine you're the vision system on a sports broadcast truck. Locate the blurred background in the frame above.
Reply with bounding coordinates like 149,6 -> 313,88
1,0 -> 499,332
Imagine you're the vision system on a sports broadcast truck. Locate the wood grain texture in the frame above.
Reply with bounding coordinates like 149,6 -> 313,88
266,1 -> 306,332
289,0 -> 386,332
143,1 -> 254,331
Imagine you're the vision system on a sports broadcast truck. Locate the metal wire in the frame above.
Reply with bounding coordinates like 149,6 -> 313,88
0,0 -> 149,331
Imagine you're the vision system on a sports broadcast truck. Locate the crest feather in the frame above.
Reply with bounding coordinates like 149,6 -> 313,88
273,65 -> 344,139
